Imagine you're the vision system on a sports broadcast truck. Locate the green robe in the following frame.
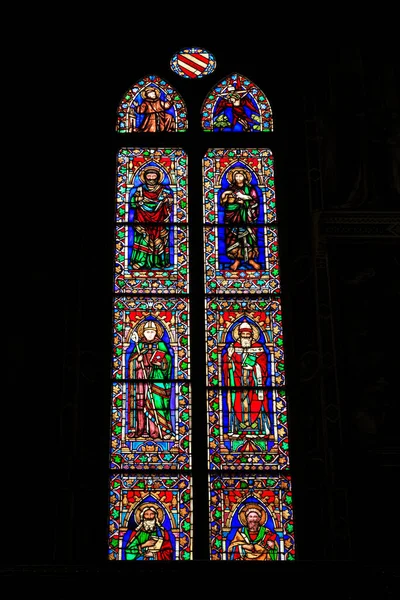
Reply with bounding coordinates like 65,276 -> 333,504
129,339 -> 173,436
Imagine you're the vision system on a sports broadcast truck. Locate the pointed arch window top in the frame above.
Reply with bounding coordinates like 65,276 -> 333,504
116,75 -> 188,133
201,73 -> 273,133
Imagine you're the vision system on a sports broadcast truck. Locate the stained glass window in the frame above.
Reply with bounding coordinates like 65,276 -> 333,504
109,58 -> 295,561
109,146 -> 192,559
203,146 -> 294,559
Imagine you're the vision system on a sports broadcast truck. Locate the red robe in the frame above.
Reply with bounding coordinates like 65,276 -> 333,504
215,95 -> 257,129
130,184 -> 173,269
222,341 -> 269,429
124,526 -> 173,560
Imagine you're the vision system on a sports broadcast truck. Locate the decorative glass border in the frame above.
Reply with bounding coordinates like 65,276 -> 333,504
207,388 -> 289,470
110,381 -> 191,470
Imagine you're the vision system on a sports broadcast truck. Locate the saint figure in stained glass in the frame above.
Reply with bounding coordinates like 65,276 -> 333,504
129,166 -> 173,270
213,77 -> 259,132
201,75 -> 272,132
227,503 -> 278,561
222,320 -> 271,435
122,503 -> 174,560
129,86 -> 176,132
220,167 -> 261,271
125,319 -> 173,440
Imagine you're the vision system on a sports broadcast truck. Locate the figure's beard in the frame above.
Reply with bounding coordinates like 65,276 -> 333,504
143,519 -> 156,532
240,337 -> 251,348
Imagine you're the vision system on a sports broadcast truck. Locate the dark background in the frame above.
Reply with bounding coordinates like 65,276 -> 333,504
6,29 -> 399,594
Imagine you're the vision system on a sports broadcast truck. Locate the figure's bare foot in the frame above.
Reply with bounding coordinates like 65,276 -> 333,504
248,259 -> 261,270
231,260 -> 241,271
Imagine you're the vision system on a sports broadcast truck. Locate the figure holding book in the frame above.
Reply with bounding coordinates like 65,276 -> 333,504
125,319 -> 173,440
222,320 -> 270,435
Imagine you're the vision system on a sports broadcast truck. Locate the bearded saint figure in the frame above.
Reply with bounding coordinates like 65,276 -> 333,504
220,168 -> 261,271
129,166 -> 173,270
123,504 -> 173,561
227,503 -> 279,561
222,320 -> 270,435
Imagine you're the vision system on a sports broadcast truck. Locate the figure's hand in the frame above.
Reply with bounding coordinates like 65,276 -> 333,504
141,539 -> 156,548
133,101 -> 139,108
267,541 -> 275,548
242,544 -> 255,552
152,360 -> 162,366
243,365 -> 253,371
144,551 -> 154,557
228,345 -> 235,358
137,354 -> 144,362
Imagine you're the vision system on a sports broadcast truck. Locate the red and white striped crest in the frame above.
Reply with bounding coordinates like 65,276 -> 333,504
170,48 -> 216,79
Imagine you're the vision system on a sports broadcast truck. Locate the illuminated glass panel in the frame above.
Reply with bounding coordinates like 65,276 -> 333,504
170,47 -> 216,79
207,388 -> 289,470
209,475 -> 294,560
116,75 -> 188,133
111,382 -> 191,470
115,225 -> 189,294
109,474 -> 193,560
205,297 -> 286,388
204,226 -> 280,294
201,74 -> 273,132
203,148 -> 276,225
116,148 -> 188,224
113,296 -> 190,381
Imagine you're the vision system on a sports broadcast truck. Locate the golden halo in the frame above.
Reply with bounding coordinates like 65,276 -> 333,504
232,320 -> 260,342
134,503 -> 164,525
136,319 -> 164,340
138,166 -> 163,184
226,168 -> 251,185
140,86 -> 161,100
238,503 -> 267,526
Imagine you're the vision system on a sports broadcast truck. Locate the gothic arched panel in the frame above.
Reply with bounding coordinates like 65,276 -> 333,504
201,73 -> 273,132
116,75 -> 188,133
